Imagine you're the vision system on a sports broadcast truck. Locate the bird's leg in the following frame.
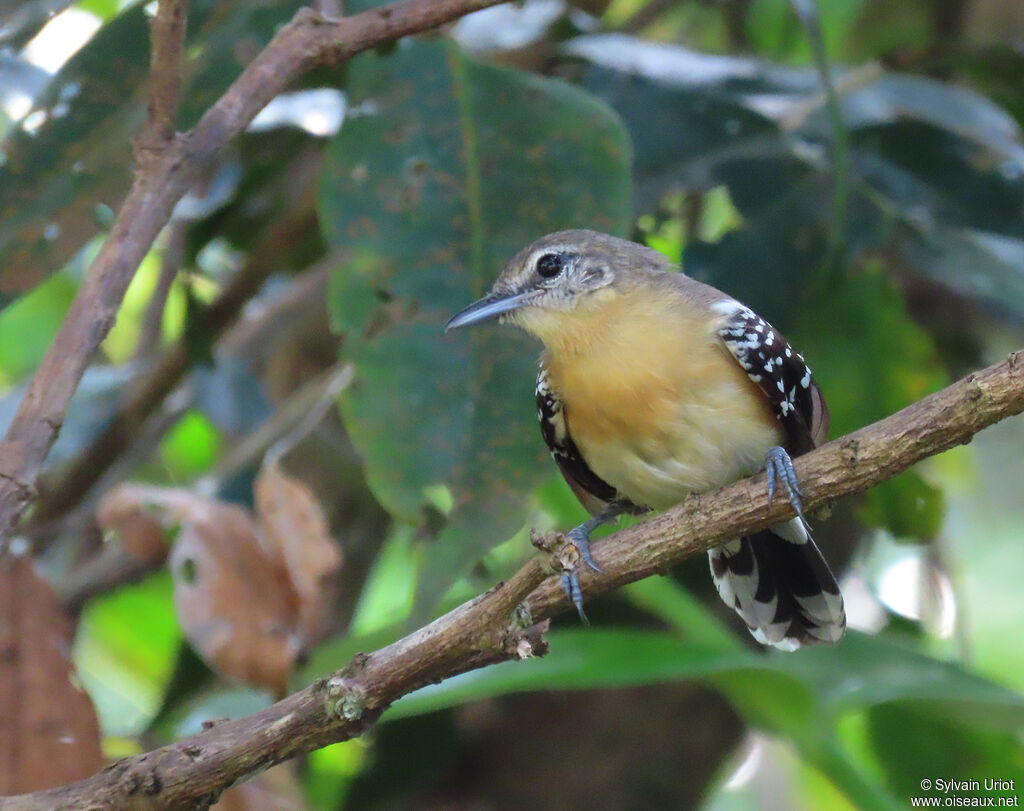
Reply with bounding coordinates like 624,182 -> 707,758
764,446 -> 808,529
560,502 -> 626,623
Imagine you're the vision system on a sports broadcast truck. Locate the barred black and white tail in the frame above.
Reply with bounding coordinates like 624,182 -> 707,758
708,518 -> 845,651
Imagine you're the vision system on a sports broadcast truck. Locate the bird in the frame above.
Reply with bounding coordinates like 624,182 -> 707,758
445,229 -> 845,651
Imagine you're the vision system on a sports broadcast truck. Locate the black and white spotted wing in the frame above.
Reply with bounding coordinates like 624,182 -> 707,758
710,299 -> 844,650
713,300 -> 829,455
536,364 -> 638,516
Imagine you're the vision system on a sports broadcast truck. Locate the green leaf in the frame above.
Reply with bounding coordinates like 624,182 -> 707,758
790,267 -> 948,538
0,5 -> 149,306
858,469 -> 945,542
319,39 -> 632,611
898,226 -> 1024,318
866,704 -> 1024,801
0,1 -> 298,306
386,630 -> 754,720
72,571 -> 182,737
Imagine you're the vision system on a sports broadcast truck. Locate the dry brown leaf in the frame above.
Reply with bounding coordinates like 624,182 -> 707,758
95,483 -> 174,565
168,496 -> 299,695
0,558 -> 104,793
255,456 -> 342,643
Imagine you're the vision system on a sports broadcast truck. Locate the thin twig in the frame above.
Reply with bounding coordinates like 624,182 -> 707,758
0,0 -> 507,552
195,361 -> 353,496
140,0 -> 189,154
56,363 -> 354,610
134,222 -> 186,361
5,349 -> 1024,810
26,240 -> 331,533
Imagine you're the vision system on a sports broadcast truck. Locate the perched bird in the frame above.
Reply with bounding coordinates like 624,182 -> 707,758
446,230 -> 845,650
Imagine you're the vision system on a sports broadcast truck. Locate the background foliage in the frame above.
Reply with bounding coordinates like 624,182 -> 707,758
1,0 -> 1024,807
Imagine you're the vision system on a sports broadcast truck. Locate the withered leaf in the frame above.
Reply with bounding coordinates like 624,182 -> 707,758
254,456 -> 342,644
0,558 -> 103,793
168,496 -> 299,695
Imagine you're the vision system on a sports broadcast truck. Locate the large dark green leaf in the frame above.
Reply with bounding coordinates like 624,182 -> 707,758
0,1 -> 298,305
319,39 -> 631,609
0,6 -> 149,305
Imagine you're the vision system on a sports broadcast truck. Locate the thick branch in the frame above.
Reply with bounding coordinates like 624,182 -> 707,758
0,0 -> 505,547
5,350 -> 1023,810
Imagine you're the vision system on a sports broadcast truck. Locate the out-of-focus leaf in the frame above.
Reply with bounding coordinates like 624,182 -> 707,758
772,634 -> 1024,731
387,630 -> 753,720
0,0 -> 78,49
0,269 -> 76,386
622,577 -> 741,652
160,409 -> 222,480
255,456 -> 343,642
0,52 -> 51,131
319,39 -> 631,611
0,5 -> 152,302
839,75 -> 1024,166
73,571 -> 181,737
386,628 -> 1024,744
791,267 -> 948,539
112,477 -> 340,695
168,493 -> 299,694
898,226 -> 1024,317
0,558 -> 103,792
858,469 -> 944,542
0,1 -> 298,305
96,484 -> 171,566
156,684 -> 273,740
866,704 -> 1024,801
214,762 -> 309,811
852,122 -> 1024,238
569,55 -> 798,212
563,35 -> 1024,317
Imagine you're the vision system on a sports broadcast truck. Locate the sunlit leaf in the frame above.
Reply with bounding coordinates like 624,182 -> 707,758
73,571 -> 181,738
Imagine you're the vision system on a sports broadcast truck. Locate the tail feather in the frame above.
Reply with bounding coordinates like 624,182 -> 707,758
709,518 -> 845,651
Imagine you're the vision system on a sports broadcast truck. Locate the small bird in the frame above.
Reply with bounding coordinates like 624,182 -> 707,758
446,230 -> 845,650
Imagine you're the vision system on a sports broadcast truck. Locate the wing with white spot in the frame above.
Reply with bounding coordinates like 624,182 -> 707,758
712,300 -> 829,454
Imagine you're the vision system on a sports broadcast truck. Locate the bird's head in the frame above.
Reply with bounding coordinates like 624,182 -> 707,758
445,230 -> 668,345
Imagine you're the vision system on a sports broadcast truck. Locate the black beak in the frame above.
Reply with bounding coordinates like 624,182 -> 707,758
445,291 -> 533,332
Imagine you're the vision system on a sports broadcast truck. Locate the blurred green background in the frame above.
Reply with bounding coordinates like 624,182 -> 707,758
2,0 -> 1024,807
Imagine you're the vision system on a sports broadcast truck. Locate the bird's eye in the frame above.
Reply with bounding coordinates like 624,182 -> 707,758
536,253 -> 565,279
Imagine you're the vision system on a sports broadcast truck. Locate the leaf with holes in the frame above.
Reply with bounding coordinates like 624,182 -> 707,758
319,39 -> 631,611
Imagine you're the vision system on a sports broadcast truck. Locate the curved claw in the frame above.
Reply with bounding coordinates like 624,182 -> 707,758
567,527 -> 602,573
765,446 -> 807,526
561,573 -> 590,625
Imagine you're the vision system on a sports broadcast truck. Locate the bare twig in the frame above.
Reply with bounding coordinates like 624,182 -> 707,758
5,350 -> 1023,810
139,0 -> 189,156
27,240 -> 330,533
0,0 -> 506,552
134,222 -> 186,361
